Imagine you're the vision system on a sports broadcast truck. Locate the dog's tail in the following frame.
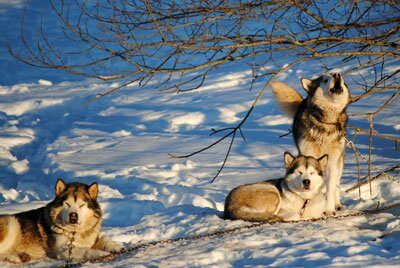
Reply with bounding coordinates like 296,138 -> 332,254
270,81 -> 303,117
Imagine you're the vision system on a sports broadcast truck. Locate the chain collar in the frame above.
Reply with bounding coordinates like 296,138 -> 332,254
299,199 -> 309,216
50,225 -> 65,234
310,113 -> 344,133
321,120 -> 343,132
50,224 -> 77,263
67,231 -> 76,264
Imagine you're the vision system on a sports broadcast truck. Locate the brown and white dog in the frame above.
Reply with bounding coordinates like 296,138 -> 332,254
271,73 -> 350,216
0,179 -> 121,263
225,152 -> 328,222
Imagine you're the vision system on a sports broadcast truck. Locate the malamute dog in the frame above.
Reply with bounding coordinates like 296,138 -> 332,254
0,179 -> 121,263
271,73 -> 350,216
225,152 -> 328,222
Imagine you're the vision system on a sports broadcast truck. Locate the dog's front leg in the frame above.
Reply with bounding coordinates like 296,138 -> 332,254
78,247 -> 110,261
278,210 -> 301,221
335,153 -> 345,211
325,159 -> 341,216
55,246 -> 109,262
92,236 -> 122,253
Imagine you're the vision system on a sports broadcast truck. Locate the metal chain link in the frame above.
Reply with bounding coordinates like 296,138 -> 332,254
62,201 -> 400,267
66,231 -> 76,266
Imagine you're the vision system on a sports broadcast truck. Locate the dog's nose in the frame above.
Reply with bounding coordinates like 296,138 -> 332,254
332,73 -> 341,79
69,212 -> 78,224
302,179 -> 311,188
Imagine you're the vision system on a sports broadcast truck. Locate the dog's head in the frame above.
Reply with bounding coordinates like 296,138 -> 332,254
283,152 -> 328,200
49,179 -> 102,232
301,73 -> 350,111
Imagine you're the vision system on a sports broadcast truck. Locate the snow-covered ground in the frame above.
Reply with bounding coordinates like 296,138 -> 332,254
0,1 -> 399,267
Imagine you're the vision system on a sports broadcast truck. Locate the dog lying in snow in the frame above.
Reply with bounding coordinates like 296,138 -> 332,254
0,179 -> 121,263
270,73 -> 350,216
224,152 -> 328,222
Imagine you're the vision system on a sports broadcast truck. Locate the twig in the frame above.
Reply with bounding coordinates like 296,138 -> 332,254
368,114 -> 374,196
279,129 -> 293,138
345,164 -> 400,193
350,129 -> 362,197
347,125 -> 399,143
210,131 -> 236,183
169,57 -> 307,182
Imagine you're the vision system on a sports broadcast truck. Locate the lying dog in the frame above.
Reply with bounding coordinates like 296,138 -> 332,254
271,73 -> 350,216
0,179 -> 121,263
224,152 -> 328,221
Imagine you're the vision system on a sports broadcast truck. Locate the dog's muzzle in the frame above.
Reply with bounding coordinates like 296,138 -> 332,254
302,179 -> 311,190
330,73 -> 343,94
69,212 -> 78,224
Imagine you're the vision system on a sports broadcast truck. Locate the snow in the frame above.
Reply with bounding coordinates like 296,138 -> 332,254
38,79 -> 53,86
0,1 -> 399,267
168,112 -> 206,132
8,159 -> 29,174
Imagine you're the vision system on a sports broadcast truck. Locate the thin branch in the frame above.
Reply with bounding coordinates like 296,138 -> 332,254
345,164 -> 400,193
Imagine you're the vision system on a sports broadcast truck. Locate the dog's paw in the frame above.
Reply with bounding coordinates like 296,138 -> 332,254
60,247 -> 110,262
83,249 -> 110,261
336,203 -> 344,211
94,236 -> 123,253
64,249 -> 110,262
324,210 -> 336,217
0,254 -> 23,263
18,253 -> 31,263
108,243 -> 123,253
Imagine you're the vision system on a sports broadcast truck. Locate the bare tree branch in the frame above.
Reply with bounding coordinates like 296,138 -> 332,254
9,0 -> 400,181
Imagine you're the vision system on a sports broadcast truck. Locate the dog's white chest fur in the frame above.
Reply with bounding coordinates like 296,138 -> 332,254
51,230 -> 109,261
278,188 -> 325,221
53,231 -> 97,250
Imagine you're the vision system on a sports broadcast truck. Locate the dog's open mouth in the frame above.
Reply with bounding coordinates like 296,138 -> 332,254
304,185 -> 310,190
330,87 -> 343,94
330,79 -> 343,94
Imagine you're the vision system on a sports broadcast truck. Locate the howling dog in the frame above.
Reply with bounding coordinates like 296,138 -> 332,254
271,73 -> 350,216
0,179 -> 121,263
225,152 -> 328,222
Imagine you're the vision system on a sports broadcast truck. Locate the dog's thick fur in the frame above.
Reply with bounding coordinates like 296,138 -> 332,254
0,179 -> 121,263
225,152 -> 328,222
271,73 -> 350,216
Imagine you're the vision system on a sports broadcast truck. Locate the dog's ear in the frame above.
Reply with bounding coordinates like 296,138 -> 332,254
88,182 -> 99,199
301,78 -> 312,93
318,155 -> 329,171
284,152 -> 295,169
55,178 -> 67,197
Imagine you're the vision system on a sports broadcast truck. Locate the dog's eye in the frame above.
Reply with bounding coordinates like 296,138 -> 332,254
298,171 -> 303,175
65,202 -> 71,208
79,204 -> 86,208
